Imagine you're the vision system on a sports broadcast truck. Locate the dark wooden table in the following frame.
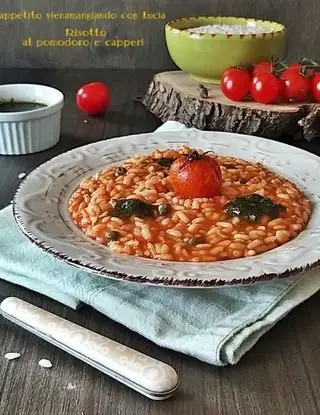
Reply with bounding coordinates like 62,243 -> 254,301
0,69 -> 319,415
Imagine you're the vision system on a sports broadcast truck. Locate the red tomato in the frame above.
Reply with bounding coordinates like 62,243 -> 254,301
286,63 -> 314,77
287,63 -> 301,72
250,72 -> 281,104
279,69 -> 311,102
169,151 -> 222,198
76,82 -> 110,115
311,73 -> 320,102
221,68 -> 250,101
253,61 -> 273,76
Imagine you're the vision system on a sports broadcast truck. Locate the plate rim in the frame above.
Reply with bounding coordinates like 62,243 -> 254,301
12,130 -> 320,288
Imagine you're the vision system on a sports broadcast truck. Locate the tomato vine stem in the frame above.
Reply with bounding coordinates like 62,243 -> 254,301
180,150 -> 215,169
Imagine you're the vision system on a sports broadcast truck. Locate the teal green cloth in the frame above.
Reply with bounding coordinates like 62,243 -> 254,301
1,205 -> 319,366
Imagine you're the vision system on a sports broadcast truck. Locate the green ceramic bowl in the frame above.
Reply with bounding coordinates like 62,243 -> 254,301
165,16 -> 286,84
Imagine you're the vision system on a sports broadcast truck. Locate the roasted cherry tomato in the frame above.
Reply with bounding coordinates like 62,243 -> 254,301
221,68 -> 250,101
169,151 -> 222,198
311,73 -> 320,102
250,72 -> 281,104
279,69 -> 311,102
76,82 -> 110,115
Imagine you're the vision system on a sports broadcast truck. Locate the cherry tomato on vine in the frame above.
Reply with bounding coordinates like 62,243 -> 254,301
76,82 -> 110,115
221,68 -> 250,101
252,61 -> 273,76
250,72 -> 281,104
287,63 -> 301,72
286,63 -> 314,78
169,151 -> 222,198
311,73 -> 320,102
279,69 -> 311,102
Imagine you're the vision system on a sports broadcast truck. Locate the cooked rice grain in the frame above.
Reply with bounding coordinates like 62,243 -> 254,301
68,147 -> 311,262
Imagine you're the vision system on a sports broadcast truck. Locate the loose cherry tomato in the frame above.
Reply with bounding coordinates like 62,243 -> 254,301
169,151 -> 222,198
250,72 -> 281,104
253,61 -> 273,76
311,73 -> 320,102
76,82 -> 110,115
221,68 -> 250,101
279,69 -> 311,102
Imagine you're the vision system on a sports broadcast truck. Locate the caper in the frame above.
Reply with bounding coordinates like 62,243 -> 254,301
189,237 -> 205,246
107,231 -> 120,242
115,166 -> 127,177
111,199 -> 155,218
157,204 -> 171,216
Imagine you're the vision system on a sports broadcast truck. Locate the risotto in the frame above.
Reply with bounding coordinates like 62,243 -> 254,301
68,146 -> 311,262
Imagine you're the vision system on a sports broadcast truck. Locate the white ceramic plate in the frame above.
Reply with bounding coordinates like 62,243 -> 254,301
13,130 -> 320,288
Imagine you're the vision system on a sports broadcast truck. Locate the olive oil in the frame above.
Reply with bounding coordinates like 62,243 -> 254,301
0,101 -> 47,112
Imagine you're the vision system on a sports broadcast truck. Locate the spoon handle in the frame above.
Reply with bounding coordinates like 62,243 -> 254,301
0,297 -> 179,400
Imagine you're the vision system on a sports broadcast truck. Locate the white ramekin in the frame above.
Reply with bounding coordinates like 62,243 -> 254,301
0,84 -> 64,155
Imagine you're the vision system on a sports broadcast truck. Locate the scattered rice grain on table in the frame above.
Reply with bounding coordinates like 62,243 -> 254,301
68,146 -> 311,262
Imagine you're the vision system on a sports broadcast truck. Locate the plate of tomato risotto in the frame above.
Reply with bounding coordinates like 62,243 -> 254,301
13,130 -> 320,287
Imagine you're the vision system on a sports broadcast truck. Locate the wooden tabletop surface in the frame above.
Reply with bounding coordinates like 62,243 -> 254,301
0,69 -> 319,415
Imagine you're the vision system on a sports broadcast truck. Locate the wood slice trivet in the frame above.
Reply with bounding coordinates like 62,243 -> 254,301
142,71 -> 320,141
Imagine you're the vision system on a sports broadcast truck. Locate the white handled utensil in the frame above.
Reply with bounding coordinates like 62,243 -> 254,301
0,297 -> 179,400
